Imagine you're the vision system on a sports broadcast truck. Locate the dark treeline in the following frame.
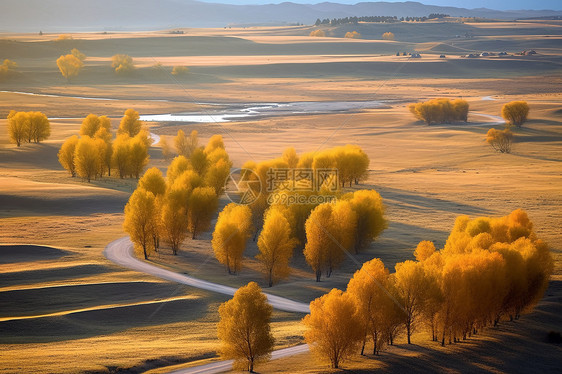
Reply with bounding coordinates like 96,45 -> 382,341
314,14 -> 449,26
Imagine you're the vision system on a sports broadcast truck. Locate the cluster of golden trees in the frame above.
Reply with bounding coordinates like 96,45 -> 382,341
303,209 -> 553,368
112,54 -> 135,74
408,98 -> 469,125
345,31 -> 361,39
171,65 -> 189,76
58,109 -> 150,181
124,132 -> 231,258
56,48 -> 86,82
0,59 -> 17,79
303,190 -> 386,281
7,110 -> 50,147
486,101 -> 530,154
211,145 -> 382,286
241,144 -> 370,237
309,30 -> 326,37
382,32 -> 395,40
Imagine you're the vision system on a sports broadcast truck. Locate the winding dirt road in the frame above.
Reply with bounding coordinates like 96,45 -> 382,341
103,237 -> 310,373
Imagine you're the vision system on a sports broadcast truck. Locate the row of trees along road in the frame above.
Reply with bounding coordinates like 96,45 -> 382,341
215,209 -> 553,372
124,132 -> 231,259
302,209 -> 553,368
58,109 -> 150,182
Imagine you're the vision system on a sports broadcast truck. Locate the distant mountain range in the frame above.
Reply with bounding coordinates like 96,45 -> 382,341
1,0 -> 561,32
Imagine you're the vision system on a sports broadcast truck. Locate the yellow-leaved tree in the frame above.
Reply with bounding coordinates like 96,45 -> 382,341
56,54 -> 83,82
188,186 -> 218,239
382,32 -> 395,40
160,188 -> 188,255
394,260 -> 428,344
345,189 -> 387,253
128,132 -> 150,179
58,135 -> 79,176
118,108 -> 142,137
80,114 -> 111,137
486,127 -> 513,153
138,167 -> 166,196
256,208 -> 298,287
217,282 -> 274,372
212,203 -> 253,274
123,188 -> 157,259
7,110 -> 28,147
73,135 -> 101,182
346,258 -> 393,355
112,54 -> 134,74
303,289 -> 363,369
501,101 -> 529,127
166,155 -> 190,185
111,134 -> 131,178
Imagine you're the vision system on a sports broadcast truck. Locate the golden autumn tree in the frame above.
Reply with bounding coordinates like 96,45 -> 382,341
166,155 -> 191,185
382,32 -> 395,40
190,147 -> 208,176
26,112 -> 51,143
123,188 -> 157,259
138,167 -> 166,197
171,65 -> 189,76
56,54 -> 83,82
204,157 -> 231,195
80,114 -> 111,137
159,136 -> 173,161
486,127 -> 513,153
188,186 -> 218,239
212,203 -> 253,274
303,289 -> 363,369
345,189 -> 387,252
394,260 -> 428,343
304,201 -> 355,281
345,31 -> 361,39
205,134 -> 225,153
117,108 -> 142,137
129,132 -> 150,179
58,135 -> 79,176
174,129 -> 189,157
111,134 -> 131,178
7,110 -> 28,147
256,208 -> 298,287
310,29 -> 326,37
409,98 -> 469,125
94,126 -> 113,176
346,258 -> 393,355
0,59 -> 17,79
160,188 -> 188,255
501,101 -> 529,127
71,48 -> 86,62
112,54 -> 134,74
73,135 -> 101,182
281,146 -> 299,168
304,203 -> 334,282
217,282 -> 274,372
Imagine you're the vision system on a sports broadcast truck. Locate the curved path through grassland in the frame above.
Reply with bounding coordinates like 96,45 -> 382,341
103,236 -> 310,374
